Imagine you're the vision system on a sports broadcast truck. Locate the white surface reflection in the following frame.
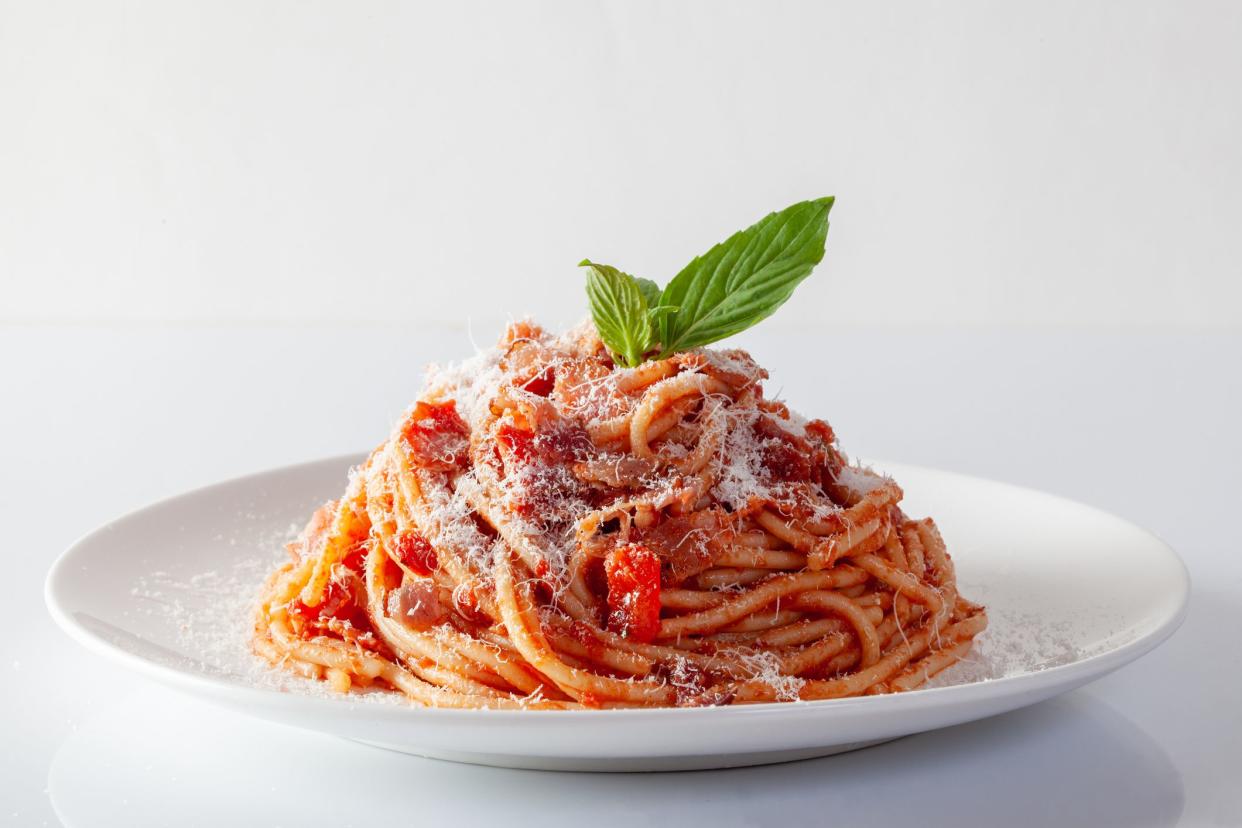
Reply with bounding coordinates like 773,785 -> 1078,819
49,686 -> 1183,828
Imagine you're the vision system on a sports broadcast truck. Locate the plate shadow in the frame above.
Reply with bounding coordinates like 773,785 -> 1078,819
49,688 -> 1183,827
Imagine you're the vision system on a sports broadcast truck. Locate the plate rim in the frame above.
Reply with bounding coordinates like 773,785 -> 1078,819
44,452 -> 1191,724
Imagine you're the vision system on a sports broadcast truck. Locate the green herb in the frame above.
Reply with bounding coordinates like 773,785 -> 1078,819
634,277 -> 662,309
580,261 -> 653,368
580,197 -> 833,366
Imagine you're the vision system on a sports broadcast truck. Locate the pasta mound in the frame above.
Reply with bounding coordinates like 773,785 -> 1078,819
253,320 -> 987,708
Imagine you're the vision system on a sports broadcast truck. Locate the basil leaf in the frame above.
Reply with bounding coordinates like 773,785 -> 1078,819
647,303 -> 679,324
580,260 -> 652,367
657,197 -> 833,356
633,278 -> 678,349
634,277 -> 662,309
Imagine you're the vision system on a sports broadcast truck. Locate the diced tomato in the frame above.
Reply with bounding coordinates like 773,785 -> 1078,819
497,421 -> 589,469
604,543 -> 662,643
402,400 -> 468,471
522,366 -> 555,397
495,420 -> 591,524
496,421 -> 537,465
291,579 -> 360,626
319,580 -> 353,620
341,542 -> 368,573
393,530 -> 438,576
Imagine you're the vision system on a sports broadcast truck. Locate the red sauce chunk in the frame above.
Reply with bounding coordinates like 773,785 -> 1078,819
341,541 -> 368,573
761,437 -> 812,482
291,579 -> 369,631
317,580 -> 352,620
394,530 -> 438,576
540,424 -> 591,462
804,418 -> 836,446
522,366 -> 556,397
451,584 -> 490,625
402,400 -> 469,471
496,421 -> 537,466
755,417 -> 813,483
604,543 -> 662,643
495,420 -> 592,525
497,421 -> 590,470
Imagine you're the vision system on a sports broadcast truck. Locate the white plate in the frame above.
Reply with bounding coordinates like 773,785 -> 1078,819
45,454 -> 1189,771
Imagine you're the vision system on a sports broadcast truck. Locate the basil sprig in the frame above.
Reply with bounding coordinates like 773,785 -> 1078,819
580,262 -> 654,369
581,197 -> 833,366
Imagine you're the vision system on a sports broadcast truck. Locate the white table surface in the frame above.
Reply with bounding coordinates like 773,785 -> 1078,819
4,323 -> 1239,827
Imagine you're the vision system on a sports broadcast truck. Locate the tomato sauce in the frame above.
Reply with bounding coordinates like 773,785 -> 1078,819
604,543 -> 662,643
402,400 -> 469,471
393,530 -> 438,575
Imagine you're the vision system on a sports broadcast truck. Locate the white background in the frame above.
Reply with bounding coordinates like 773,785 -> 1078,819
3,0 -> 1241,328
3,2 -> 1241,827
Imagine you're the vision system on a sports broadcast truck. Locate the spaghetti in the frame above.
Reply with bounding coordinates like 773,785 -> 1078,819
253,320 -> 986,708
